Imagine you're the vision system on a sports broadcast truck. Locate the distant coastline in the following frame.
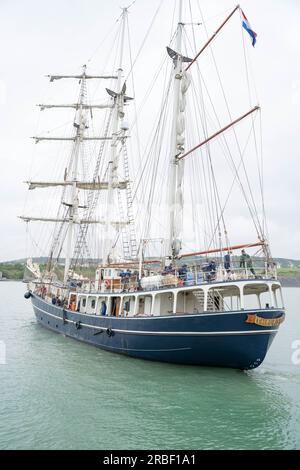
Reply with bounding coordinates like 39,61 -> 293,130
278,277 -> 300,288
1,259 -> 300,287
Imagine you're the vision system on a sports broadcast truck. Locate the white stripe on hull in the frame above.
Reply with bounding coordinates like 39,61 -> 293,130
33,304 -> 278,337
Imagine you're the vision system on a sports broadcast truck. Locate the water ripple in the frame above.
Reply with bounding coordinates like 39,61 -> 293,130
0,283 -> 299,449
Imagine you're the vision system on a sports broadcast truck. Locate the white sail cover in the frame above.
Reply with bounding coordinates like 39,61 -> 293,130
173,71 -> 191,250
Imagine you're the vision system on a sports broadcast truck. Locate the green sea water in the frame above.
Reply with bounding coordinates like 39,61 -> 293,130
0,282 -> 299,450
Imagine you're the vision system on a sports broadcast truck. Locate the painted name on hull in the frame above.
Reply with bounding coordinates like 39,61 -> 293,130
246,314 -> 285,327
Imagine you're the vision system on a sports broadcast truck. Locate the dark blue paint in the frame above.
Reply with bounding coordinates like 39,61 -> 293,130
31,294 -> 284,369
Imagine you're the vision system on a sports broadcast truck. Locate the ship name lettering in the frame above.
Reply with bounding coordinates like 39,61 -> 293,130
245,314 -> 285,327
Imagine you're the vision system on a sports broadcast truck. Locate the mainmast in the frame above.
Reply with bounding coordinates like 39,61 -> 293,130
64,65 -> 87,284
102,7 -> 128,264
167,0 -> 189,259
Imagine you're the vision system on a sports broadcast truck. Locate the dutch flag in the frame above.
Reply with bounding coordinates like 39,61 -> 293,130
241,10 -> 257,47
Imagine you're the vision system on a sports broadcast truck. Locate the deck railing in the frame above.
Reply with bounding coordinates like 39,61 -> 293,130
72,261 -> 278,295
31,261 -> 278,300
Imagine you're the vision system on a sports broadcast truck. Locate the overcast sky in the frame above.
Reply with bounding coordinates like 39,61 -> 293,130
0,0 -> 299,261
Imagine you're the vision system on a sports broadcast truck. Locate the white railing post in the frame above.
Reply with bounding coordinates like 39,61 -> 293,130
151,294 -> 157,316
173,291 -> 178,314
257,294 -> 262,309
119,297 -> 123,317
204,289 -> 208,312
239,286 -> 244,310
268,285 -> 274,308
133,296 -> 139,316
107,297 -> 112,316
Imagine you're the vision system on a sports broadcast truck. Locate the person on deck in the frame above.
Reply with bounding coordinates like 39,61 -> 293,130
120,271 -> 127,291
208,259 -> 217,281
100,301 -> 107,316
123,270 -> 131,290
178,264 -> 188,282
164,263 -> 174,275
224,251 -> 232,273
240,250 -> 255,276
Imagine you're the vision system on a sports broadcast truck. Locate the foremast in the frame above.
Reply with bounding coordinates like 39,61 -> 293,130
103,7 -> 128,264
64,65 -> 88,284
20,63 -> 129,285
20,3 -> 139,287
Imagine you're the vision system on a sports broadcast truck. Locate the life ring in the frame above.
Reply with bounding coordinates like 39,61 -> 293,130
105,280 -> 111,289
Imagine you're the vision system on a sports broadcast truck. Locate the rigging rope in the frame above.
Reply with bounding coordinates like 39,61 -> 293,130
196,2 -> 264,241
124,0 -> 165,82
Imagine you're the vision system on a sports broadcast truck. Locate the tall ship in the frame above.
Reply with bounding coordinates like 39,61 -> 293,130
21,1 -> 285,369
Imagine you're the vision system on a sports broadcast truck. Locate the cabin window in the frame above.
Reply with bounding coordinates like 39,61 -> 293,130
82,298 -> 86,307
244,284 -> 283,310
91,299 -> 96,309
122,296 -> 135,316
243,283 -> 273,310
207,286 -> 240,312
153,292 -> 173,315
272,285 -> 284,309
110,297 -> 121,317
176,289 -> 205,314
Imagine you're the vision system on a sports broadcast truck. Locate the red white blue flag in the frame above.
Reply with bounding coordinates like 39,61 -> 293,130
241,10 -> 257,47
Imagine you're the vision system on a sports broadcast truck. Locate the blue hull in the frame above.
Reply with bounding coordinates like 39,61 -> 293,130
31,294 -> 284,369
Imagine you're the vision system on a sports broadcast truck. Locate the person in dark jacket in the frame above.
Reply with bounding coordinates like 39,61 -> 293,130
178,264 -> 188,282
240,250 -> 255,275
208,260 -> 217,281
224,251 -> 232,273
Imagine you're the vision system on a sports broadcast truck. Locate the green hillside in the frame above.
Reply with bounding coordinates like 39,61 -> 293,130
1,258 -> 300,281
0,263 -> 25,280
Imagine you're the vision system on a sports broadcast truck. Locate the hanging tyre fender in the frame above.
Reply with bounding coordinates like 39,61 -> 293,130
75,321 -> 81,330
24,291 -> 32,299
106,327 -> 114,337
